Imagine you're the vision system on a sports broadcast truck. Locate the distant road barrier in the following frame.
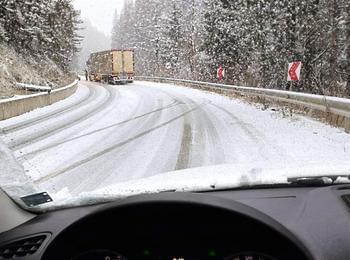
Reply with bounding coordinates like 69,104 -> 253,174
136,76 -> 350,133
0,80 -> 79,121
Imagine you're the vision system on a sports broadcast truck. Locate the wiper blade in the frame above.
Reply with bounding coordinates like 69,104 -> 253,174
288,175 -> 350,186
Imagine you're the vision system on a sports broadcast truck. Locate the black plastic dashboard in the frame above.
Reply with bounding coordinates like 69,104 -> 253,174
1,184 -> 350,260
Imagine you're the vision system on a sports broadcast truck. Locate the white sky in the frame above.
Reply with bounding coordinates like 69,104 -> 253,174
73,0 -> 124,36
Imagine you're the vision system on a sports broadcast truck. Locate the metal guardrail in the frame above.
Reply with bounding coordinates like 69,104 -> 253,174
136,76 -> 350,132
16,83 -> 52,92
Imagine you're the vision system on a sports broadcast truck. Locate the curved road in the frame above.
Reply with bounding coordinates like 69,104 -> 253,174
0,81 -> 349,196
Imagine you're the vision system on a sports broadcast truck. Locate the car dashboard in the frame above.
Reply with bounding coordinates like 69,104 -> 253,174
1,184 -> 350,260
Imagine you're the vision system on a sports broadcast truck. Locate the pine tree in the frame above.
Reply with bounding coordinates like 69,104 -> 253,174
159,1 -> 182,76
109,0 -> 348,96
346,2 -> 350,95
48,0 -> 81,70
0,0 -> 81,71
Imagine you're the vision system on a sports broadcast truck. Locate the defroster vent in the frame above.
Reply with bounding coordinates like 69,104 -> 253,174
0,234 -> 48,259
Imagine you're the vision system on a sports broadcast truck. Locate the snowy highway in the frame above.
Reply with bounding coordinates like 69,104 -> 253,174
0,81 -> 349,196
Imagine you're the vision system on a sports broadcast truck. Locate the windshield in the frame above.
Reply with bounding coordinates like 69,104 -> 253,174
0,0 -> 349,211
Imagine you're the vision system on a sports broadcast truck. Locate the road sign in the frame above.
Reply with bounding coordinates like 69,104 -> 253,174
287,61 -> 302,81
217,66 -> 225,80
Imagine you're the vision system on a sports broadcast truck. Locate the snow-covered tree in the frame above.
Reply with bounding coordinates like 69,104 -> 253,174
0,0 -> 81,71
158,1 -> 182,76
47,0 -> 81,70
110,0 -> 349,97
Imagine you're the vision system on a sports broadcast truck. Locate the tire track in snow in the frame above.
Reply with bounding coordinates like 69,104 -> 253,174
63,97 -> 176,194
161,91 -> 225,168
210,103 -> 261,142
149,89 -> 200,171
0,85 -> 94,134
17,100 -> 180,160
15,85 -> 147,160
35,103 -> 204,184
196,104 -> 227,165
26,87 -> 176,191
146,88 -> 208,170
175,123 -> 192,170
48,98 -> 169,194
39,92 -> 179,194
170,93 -> 197,171
209,103 -> 286,160
8,85 -> 118,150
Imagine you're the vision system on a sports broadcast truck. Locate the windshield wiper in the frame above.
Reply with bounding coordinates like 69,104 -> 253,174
287,175 -> 350,187
202,175 -> 350,193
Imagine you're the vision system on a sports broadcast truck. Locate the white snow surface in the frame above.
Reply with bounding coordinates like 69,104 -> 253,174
0,139 -> 37,208
0,80 -> 349,211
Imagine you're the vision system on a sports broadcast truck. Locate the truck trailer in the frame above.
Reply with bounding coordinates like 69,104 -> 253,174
87,49 -> 134,84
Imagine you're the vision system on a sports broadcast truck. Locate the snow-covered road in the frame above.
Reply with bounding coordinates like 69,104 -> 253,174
1,81 -> 349,196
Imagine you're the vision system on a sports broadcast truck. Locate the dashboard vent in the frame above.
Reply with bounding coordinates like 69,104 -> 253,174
0,234 -> 47,259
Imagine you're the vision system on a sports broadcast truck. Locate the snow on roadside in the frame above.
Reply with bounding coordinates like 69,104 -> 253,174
139,81 -> 350,167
